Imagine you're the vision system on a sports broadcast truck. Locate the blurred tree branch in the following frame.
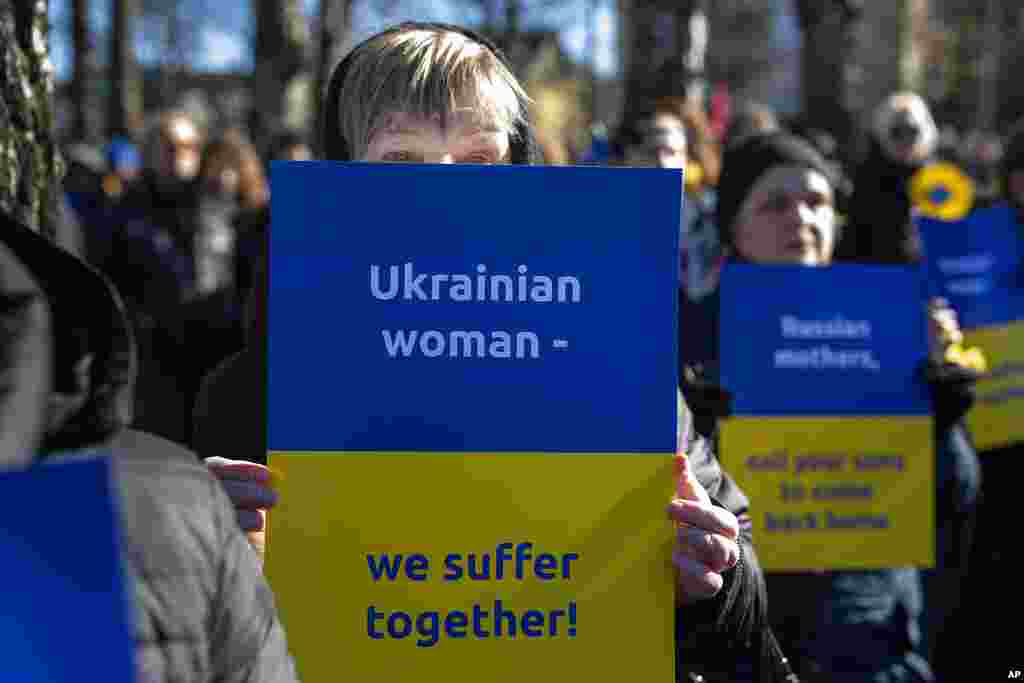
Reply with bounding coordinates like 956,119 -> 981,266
315,0 -> 353,148
251,0 -> 311,146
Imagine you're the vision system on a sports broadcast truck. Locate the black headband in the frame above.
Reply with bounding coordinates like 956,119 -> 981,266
319,22 -> 538,164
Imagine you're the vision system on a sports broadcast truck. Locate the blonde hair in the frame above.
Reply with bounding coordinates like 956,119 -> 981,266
873,91 -> 938,162
143,110 -> 204,171
645,96 -> 722,190
199,128 -> 269,210
337,28 -> 530,160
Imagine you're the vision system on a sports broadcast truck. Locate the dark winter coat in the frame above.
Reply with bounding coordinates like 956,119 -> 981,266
835,137 -> 931,264
100,171 -> 204,445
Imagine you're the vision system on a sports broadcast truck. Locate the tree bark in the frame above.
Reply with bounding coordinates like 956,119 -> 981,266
0,0 -> 63,239
316,0 -> 353,150
110,0 -> 143,139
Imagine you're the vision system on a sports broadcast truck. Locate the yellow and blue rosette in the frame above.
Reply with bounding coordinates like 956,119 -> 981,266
945,343 -> 988,374
684,160 -> 704,195
909,162 -> 975,222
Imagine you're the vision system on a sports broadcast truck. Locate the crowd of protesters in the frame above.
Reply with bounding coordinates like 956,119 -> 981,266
15,19 -> 1021,682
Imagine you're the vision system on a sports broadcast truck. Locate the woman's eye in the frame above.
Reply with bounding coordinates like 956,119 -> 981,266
760,196 -> 790,213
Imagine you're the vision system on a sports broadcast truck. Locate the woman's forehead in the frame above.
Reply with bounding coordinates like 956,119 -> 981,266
375,110 -> 504,135
749,165 -> 833,197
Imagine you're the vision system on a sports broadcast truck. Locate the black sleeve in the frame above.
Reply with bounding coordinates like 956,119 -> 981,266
922,360 -> 978,433
686,433 -> 767,644
676,394 -> 772,681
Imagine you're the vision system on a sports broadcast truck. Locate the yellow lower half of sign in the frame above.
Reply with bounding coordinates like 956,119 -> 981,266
719,416 -> 934,572
265,452 -> 676,683
964,321 -> 1024,451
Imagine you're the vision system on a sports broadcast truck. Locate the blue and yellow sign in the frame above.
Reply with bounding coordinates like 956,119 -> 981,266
718,264 -> 935,571
917,204 -> 1024,450
1,455 -> 134,681
267,162 -> 681,682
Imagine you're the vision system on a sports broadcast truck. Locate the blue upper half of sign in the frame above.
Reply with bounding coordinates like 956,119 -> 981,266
719,264 -> 931,416
0,455 -> 134,681
268,162 -> 681,452
916,204 -> 1024,329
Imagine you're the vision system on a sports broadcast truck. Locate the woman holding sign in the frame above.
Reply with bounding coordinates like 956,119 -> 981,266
199,22 -> 793,683
0,205 -> 300,680
676,130 -> 983,682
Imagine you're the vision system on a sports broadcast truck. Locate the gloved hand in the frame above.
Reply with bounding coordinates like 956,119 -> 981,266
921,360 -> 981,432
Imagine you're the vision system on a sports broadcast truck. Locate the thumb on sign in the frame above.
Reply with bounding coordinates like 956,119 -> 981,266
674,450 -> 713,506
668,451 -> 740,605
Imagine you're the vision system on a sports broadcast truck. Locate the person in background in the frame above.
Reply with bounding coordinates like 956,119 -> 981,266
679,130 -> 982,682
103,110 -> 207,445
60,141 -> 106,261
614,97 -> 724,303
835,91 -> 939,264
181,128 -> 271,447
935,124 -> 960,163
948,117 -> 1024,678
834,93 -> 983,681
103,137 -> 143,203
721,99 -> 780,151
1000,117 -> 1024,227
786,121 -> 854,218
269,130 -> 314,163
64,138 -> 139,272
959,129 -> 1004,205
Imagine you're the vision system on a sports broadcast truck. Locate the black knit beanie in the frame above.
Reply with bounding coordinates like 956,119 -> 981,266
716,131 -> 840,247
320,22 -> 540,165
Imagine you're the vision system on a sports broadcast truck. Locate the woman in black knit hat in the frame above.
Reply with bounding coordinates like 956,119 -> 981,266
680,130 -> 985,682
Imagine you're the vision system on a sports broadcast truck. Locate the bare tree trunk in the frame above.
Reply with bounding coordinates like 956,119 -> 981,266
585,0 -> 597,120
0,0 -> 62,239
505,0 -> 522,35
159,0 -> 193,113
316,0 -> 353,150
975,0 -> 1001,131
621,0 -> 706,115
252,0 -> 311,150
798,0 -> 862,154
110,0 -> 143,139
71,0 -> 102,142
